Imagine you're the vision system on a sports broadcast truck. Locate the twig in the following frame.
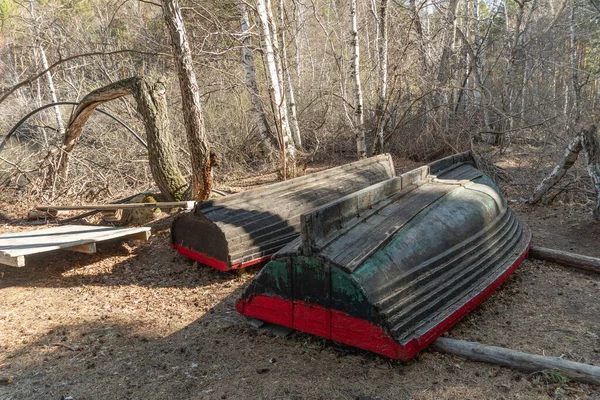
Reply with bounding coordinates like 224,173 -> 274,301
51,343 -> 80,351
0,50 -> 171,106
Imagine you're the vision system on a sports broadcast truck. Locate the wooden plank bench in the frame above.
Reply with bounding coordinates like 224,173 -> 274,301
0,225 -> 151,267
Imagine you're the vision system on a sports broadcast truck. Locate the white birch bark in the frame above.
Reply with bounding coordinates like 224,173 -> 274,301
374,0 -> 389,154
255,0 -> 296,177
570,5 -> 581,125
349,0 -> 367,159
238,1 -> 275,150
28,0 -> 65,140
278,2 -> 302,149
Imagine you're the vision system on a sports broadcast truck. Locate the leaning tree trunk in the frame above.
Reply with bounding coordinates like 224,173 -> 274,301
162,0 -> 213,201
349,0 -> 367,159
56,76 -> 187,201
530,124 -> 600,220
581,125 -> 600,220
57,79 -> 135,179
529,135 -> 582,204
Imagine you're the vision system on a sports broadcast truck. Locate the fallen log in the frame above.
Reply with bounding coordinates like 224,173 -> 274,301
530,245 -> 600,274
431,337 -> 600,385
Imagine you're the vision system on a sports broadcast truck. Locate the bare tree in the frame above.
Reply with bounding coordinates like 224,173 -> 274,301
255,0 -> 297,178
238,0 -> 276,151
278,1 -> 302,150
28,0 -> 65,141
56,76 -> 187,201
374,0 -> 389,154
349,0 -> 367,159
162,0 -> 214,201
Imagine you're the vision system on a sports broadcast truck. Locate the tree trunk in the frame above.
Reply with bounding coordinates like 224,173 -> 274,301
238,1 -> 276,151
28,0 -> 65,142
255,0 -> 297,178
581,125 -> 600,220
278,2 -> 302,150
56,76 -> 187,201
162,0 -> 213,201
133,77 -> 188,201
570,5 -> 581,126
530,245 -> 600,274
436,0 -> 459,87
349,0 -> 367,159
374,0 -> 389,154
57,79 -> 135,179
529,135 -> 582,204
432,337 -> 600,385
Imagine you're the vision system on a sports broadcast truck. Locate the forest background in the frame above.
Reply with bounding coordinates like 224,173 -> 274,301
0,0 -> 599,206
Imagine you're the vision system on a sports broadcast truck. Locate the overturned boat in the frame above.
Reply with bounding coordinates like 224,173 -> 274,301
236,153 -> 531,360
171,155 -> 395,270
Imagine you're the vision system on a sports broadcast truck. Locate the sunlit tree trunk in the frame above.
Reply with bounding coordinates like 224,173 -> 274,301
255,0 -> 297,178
28,0 -> 65,143
374,0 -> 389,154
238,1 -> 276,151
162,0 -> 213,200
56,76 -> 187,201
277,1 -> 302,149
349,0 -> 367,159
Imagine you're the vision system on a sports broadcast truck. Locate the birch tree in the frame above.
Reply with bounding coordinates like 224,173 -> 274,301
374,0 -> 389,154
255,0 -> 297,178
28,0 -> 65,142
238,0 -> 276,151
277,1 -> 302,150
349,0 -> 367,159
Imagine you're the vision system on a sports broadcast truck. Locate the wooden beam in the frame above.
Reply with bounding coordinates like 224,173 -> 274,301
0,253 -> 25,267
128,230 -> 151,241
431,338 -> 600,385
530,245 -> 600,274
36,201 -> 195,212
64,243 -> 97,254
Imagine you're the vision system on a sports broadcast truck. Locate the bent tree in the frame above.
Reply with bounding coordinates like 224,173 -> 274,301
57,76 -> 187,201
58,0 -> 213,201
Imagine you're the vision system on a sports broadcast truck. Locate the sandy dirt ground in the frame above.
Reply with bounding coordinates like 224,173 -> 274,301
1,150 -> 600,400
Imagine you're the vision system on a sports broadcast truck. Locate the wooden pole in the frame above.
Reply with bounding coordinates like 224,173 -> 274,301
36,201 -> 195,212
431,338 -> 600,385
530,245 -> 600,274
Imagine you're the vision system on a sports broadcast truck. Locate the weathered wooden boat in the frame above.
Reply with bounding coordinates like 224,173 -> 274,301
171,155 -> 395,270
236,153 -> 531,360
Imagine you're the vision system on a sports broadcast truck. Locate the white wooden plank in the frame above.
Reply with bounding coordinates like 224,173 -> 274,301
36,201 -> 195,211
0,225 -> 151,257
